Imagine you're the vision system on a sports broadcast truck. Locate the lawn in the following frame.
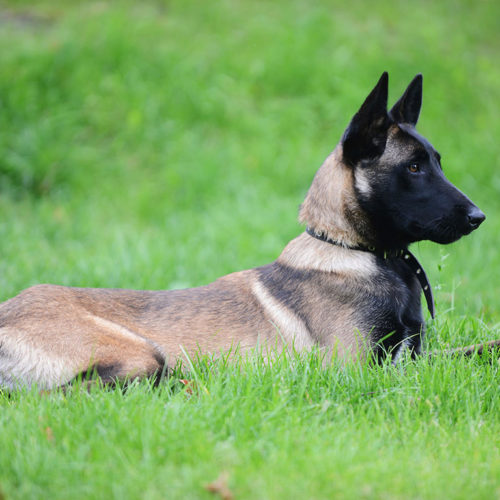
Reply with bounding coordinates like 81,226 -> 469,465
0,1 -> 499,498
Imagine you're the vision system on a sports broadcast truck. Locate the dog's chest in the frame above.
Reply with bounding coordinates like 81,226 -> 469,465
366,257 -> 426,352
256,258 -> 425,355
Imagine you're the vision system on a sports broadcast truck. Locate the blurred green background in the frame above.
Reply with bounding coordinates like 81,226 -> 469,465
0,0 -> 498,328
1,3 -> 499,500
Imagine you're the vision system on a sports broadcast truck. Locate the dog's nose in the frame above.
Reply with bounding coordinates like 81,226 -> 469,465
467,207 -> 486,229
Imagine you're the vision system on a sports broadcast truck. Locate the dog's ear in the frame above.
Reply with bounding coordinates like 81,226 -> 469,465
389,74 -> 423,126
342,72 -> 391,166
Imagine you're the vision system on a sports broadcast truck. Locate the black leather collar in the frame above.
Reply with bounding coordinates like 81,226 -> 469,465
305,227 -> 435,318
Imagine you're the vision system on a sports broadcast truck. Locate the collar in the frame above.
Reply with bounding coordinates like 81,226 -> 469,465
305,226 -> 435,318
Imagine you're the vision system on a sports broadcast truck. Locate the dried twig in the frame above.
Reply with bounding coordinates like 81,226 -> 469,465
426,339 -> 500,358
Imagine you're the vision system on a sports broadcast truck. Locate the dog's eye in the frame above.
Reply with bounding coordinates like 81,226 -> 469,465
408,163 -> 420,173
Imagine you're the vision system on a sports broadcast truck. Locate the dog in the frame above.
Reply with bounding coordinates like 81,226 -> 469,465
0,72 -> 485,390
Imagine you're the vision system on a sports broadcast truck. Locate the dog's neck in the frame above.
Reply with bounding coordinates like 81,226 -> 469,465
278,232 -> 378,276
299,147 -> 376,249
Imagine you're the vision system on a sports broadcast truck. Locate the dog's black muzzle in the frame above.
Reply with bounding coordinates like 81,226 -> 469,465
423,178 -> 486,244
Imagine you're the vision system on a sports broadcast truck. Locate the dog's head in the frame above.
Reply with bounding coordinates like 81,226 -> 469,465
342,72 -> 485,249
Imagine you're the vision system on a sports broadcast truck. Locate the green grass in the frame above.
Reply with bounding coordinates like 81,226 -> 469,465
0,0 -> 499,498
1,350 -> 499,500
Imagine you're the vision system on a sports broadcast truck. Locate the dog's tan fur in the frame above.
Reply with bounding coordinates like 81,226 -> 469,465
0,143 -> 382,389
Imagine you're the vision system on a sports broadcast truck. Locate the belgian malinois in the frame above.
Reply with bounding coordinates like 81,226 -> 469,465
0,72 -> 487,390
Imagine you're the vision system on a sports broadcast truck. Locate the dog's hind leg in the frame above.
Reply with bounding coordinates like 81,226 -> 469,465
0,322 -> 167,391
0,284 -> 169,390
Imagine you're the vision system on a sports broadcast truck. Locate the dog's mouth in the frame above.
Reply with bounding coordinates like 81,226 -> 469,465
413,210 -> 485,245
